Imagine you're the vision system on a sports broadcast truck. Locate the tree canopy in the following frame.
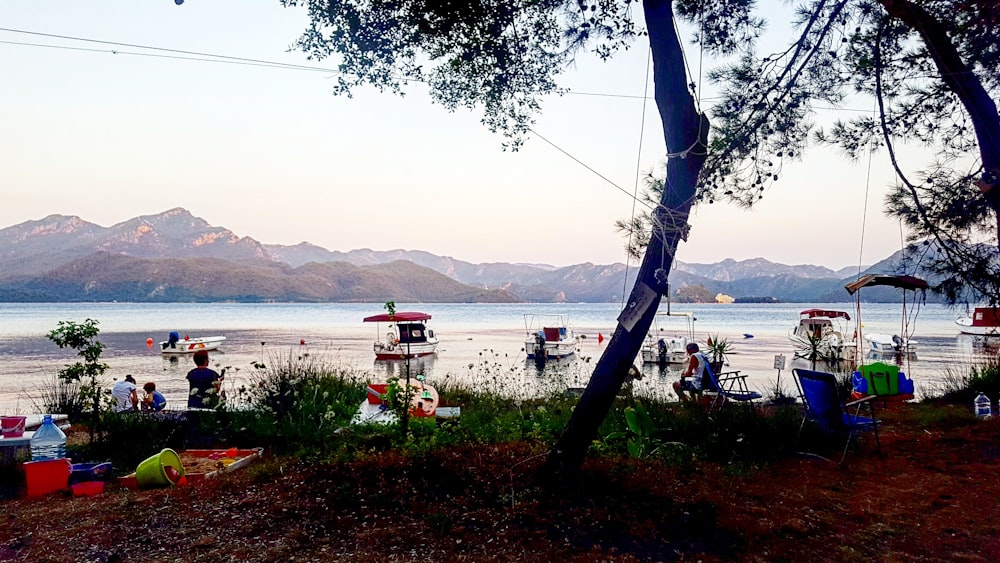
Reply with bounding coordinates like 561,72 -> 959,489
284,0 -> 1000,472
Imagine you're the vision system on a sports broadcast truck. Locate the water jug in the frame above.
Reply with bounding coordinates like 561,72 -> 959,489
974,392 -> 992,420
30,414 -> 67,461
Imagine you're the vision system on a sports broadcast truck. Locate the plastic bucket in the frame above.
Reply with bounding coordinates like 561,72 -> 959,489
135,448 -> 186,489
1,416 -> 26,438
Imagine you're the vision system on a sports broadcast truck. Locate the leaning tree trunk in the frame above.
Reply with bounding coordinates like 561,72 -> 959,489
543,0 -> 710,476
878,0 -> 1000,241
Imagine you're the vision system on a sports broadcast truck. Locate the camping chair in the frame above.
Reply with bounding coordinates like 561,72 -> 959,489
704,363 -> 762,413
792,368 -> 881,463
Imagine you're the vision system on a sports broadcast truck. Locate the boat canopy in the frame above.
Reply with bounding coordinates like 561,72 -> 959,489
799,309 -> 850,320
844,274 -> 928,295
363,312 -> 432,323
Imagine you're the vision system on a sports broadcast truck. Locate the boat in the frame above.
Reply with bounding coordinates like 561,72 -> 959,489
524,314 -> 577,360
640,311 -> 696,365
159,332 -> 226,354
845,273 -> 928,363
956,307 -> 1000,337
864,332 -> 918,356
788,309 -> 856,362
363,312 -> 440,361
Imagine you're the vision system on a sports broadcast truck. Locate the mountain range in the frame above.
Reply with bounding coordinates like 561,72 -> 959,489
0,208 -> 927,303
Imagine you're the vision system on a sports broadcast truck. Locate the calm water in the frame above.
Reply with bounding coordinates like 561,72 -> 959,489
0,302 -> 990,412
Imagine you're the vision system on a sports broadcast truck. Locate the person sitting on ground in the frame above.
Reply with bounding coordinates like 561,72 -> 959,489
672,343 -> 711,403
112,374 -> 139,412
186,350 -> 223,409
141,381 -> 168,412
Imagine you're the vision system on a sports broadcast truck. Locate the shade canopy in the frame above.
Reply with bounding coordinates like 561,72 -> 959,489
800,309 -> 851,320
363,312 -> 432,323
844,274 -> 929,295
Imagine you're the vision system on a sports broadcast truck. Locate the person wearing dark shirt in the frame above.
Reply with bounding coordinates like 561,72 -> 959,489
186,350 -> 222,409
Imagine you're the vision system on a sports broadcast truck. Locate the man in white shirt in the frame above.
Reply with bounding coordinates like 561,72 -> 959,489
112,374 -> 139,412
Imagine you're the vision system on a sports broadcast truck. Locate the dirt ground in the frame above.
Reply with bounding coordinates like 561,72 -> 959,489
2,403 -> 1000,562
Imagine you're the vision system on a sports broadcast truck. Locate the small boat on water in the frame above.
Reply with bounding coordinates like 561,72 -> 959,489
956,307 -> 1000,337
524,314 -> 577,360
788,309 -> 856,361
640,311 -> 696,365
159,332 -> 226,354
363,312 -> 440,361
865,333 -> 918,357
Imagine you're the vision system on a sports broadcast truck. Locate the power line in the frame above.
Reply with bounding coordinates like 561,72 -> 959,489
0,27 -> 340,73
0,39 -> 336,72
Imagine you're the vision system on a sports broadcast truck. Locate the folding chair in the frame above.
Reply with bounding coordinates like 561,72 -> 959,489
704,363 -> 762,413
792,368 -> 881,463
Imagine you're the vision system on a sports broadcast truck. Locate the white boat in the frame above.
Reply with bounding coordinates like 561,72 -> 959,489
524,314 -> 577,360
788,309 -> 856,361
640,311 -> 696,365
159,333 -> 226,354
845,274 -> 928,361
956,307 -> 1000,337
865,333 -> 917,356
363,312 -> 439,361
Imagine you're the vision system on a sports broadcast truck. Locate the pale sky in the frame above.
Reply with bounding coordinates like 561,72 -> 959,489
1,1 -> 915,270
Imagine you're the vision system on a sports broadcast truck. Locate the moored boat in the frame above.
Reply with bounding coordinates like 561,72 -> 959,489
363,312 -> 440,361
788,309 -> 856,361
640,311 -> 696,365
956,307 -> 1000,337
524,314 -> 577,360
159,332 -> 226,354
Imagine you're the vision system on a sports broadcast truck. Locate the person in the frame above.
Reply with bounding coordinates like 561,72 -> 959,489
672,343 -> 711,403
186,350 -> 223,409
111,374 -> 139,412
141,381 -> 168,412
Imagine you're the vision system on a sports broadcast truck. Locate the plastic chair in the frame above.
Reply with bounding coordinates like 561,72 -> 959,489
792,368 -> 881,463
704,363 -> 762,412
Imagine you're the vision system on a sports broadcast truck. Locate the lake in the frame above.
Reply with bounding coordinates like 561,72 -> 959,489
0,301 -> 991,412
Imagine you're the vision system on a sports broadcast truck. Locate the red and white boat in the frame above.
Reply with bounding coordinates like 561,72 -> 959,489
363,312 -> 440,360
956,307 -> 1000,337
788,309 -> 856,361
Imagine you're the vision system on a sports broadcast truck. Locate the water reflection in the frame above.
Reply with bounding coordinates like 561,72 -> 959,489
372,355 -> 437,380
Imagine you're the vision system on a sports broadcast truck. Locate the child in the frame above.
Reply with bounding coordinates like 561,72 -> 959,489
141,381 -> 168,412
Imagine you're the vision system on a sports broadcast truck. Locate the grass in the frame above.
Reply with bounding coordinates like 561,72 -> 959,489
46,349 -> 1000,485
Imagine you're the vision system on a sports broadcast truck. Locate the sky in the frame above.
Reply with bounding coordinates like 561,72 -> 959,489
1,1 -> 916,271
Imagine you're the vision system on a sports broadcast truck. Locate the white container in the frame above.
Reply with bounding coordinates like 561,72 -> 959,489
974,392 -> 992,420
30,414 -> 67,461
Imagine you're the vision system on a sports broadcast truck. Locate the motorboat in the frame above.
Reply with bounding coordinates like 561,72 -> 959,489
865,333 -> 917,356
363,311 -> 439,361
159,332 -> 226,354
524,314 -> 577,360
788,309 -> 856,361
640,311 -> 696,365
956,307 -> 1000,337
845,274 -> 928,364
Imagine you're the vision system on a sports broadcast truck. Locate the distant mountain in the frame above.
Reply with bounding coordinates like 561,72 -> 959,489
0,208 -> 934,303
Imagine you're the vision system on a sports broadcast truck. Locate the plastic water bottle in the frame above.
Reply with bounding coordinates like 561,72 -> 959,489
30,414 -> 67,461
974,392 -> 992,420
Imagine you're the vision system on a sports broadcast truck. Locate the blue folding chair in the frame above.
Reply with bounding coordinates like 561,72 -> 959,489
704,363 -> 762,413
792,368 -> 881,463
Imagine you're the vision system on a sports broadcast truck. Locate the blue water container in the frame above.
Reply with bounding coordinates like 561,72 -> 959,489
30,414 -> 67,461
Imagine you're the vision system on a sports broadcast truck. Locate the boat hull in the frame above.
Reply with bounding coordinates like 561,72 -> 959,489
159,336 -> 226,354
373,341 -> 439,361
956,317 -> 1000,337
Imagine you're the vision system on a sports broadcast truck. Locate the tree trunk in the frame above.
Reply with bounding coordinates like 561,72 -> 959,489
543,0 -> 709,477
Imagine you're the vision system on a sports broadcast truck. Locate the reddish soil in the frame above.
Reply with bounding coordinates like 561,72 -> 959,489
3,403 -> 1000,562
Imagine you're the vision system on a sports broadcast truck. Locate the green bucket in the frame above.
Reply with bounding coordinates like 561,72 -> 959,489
135,448 -> 186,489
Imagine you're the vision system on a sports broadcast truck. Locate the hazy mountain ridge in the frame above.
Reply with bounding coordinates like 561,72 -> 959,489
0,208 -> 924,303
